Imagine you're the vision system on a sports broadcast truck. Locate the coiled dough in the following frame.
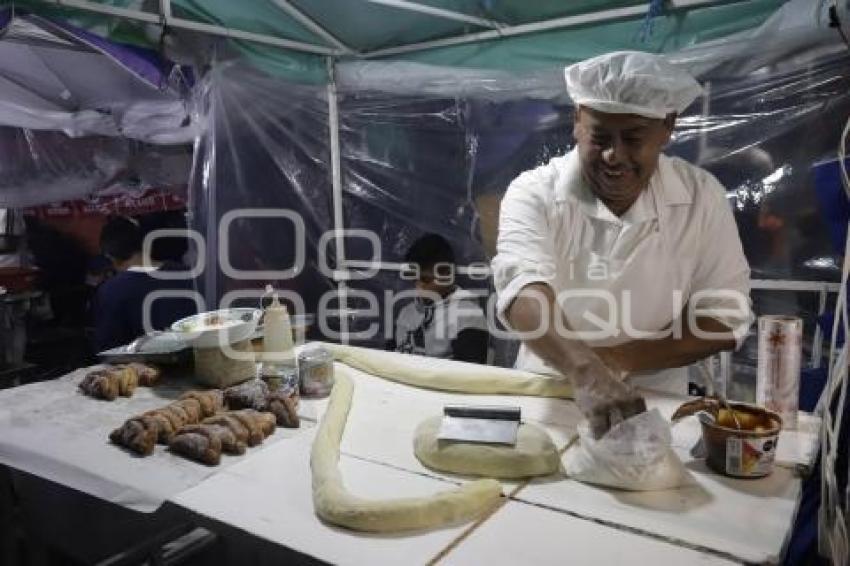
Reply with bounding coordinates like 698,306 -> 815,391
324,343 -> 572,398
311,366 -> 502,532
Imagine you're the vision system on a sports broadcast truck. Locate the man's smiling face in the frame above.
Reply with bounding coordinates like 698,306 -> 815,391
573,106 -> 674,216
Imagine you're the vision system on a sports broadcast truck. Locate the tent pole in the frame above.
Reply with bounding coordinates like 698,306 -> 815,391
327,56 -> 350,343
363,0 -> 750,58
47,0 -> 340,55
158,0 -> 171,22
362,0 -> 502,29
268,0 -> 355,55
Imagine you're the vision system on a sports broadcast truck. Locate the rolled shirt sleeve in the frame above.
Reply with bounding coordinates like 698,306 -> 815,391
688,171 -> 754,348
491,166 -> 558,329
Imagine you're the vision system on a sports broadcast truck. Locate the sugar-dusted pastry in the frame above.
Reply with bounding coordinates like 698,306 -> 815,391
169,428 -> 222,465
79,365 -> 138,400
202,414 -> 251,445
143,411 -> 178,443
109,416 -> 159,455
267,392 -> 300,428
158,404 -> 190,430
126,363 -> 161,387
224,379 -> 269,411
234,409 -> 276,438
145,405 -> 181,433
181,423 -> 245,455
177,397 -> 202,423
179,390 -> 224,418
228,410 -> 266,446
79,370 -> 120,401
113,365 -> 139,397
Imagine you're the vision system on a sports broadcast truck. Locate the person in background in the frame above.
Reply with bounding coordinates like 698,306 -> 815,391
92,216 -> 196,352
390,234 -> 489,364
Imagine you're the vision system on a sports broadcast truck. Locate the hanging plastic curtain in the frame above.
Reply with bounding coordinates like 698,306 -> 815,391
188,61 -> 336,323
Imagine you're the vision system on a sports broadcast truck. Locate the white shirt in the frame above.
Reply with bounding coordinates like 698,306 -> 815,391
395,287 -> 488,359
492,149 -> 752,392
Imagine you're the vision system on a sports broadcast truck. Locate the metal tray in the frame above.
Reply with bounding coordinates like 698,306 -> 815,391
97,332 -> 191,365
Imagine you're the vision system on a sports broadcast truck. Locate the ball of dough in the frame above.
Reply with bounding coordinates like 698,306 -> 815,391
414,416 -> 560,479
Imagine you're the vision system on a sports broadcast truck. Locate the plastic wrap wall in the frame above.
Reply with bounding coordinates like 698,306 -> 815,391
0,126 -> 192,207
192,46 -> 850,369
189,61 -> 336,320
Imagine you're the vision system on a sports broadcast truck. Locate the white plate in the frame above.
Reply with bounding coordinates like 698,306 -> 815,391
171,308 -> 262,348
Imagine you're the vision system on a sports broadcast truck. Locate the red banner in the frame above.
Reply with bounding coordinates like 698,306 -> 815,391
24,189 -> 186,219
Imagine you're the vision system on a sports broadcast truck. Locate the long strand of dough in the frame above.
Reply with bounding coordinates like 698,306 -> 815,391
324,343 -> 572,398
311,366 -> 502,532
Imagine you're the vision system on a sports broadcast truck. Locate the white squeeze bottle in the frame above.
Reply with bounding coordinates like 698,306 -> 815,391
262,286 -> 295,369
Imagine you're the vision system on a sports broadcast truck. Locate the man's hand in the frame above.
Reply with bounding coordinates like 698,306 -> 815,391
572,353 -> 646,438
506,283 -> 646,438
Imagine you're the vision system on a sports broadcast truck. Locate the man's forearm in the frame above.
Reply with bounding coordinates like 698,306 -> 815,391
506,283 -> 645,437
596,317 -> 737,374
506,284 -> 603,383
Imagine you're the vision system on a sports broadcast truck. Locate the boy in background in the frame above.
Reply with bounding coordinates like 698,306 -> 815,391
390,234 -> 489,364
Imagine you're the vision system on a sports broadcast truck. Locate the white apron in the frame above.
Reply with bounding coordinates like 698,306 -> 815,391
515,178 -> 689,395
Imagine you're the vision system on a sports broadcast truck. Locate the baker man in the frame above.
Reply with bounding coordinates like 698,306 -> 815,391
492,51 -> 752,429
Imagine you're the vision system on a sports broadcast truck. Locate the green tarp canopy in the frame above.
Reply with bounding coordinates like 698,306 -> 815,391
10,0 -> 785,82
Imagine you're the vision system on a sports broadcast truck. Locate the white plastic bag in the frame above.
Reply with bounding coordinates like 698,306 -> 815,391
563,408 -> 690,491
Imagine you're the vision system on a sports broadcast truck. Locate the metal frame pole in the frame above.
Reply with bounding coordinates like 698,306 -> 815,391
327,56 -> 350,343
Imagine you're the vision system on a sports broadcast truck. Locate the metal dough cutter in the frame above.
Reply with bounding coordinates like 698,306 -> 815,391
437,405 -> 521,445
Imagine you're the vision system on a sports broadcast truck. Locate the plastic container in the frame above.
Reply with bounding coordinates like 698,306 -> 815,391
700,402 -> 782,478
298,346 -> 334,398
756,315 -> 802,429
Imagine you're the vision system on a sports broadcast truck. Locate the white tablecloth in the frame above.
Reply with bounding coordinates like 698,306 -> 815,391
0,348 -> 820,564
0,366 -> 307,512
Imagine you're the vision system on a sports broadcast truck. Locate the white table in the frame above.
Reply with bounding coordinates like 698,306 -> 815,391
0,351 -> 818,564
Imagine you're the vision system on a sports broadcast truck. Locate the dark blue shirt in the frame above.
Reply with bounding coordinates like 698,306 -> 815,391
92,262 -> 197,352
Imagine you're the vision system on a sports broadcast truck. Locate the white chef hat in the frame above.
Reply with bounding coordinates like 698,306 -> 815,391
564,51 -> 703,119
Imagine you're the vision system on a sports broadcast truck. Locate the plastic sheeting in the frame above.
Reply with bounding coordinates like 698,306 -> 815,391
0,9 -> 195,143
190,16 -> 850,364
0,126 -> 191,207
189,61 -> 335,320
